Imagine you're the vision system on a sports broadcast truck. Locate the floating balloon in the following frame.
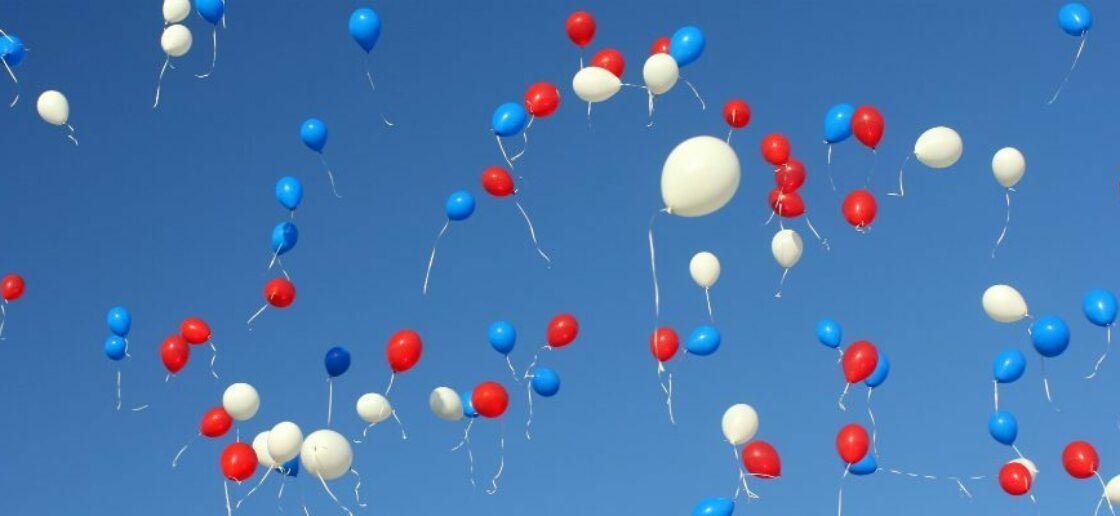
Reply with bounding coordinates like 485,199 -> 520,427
865,352 -> 890,388
201,407 -> 233,438
669,26 -> 705,67
768,189 -> 805,218
721,404 -> 759,445
982,285 -> 1029,323
771,229 -> 803,269
423,191 -> 476,293
690,251 -> 720,319
836,424 -> 870,464
531,367 -> 560,397
546,314 -> 579,348
267,422 -> 303,464
1,274 -> 23,301
650,327 -> 680,363
1062,441 -> 1099,479
300,118 -> 327,153
387,330 -> 422,373
1108,475 -> 1120,505
992,147 -> 1026,189
1059,3 -> 1092,36
472,382 -> 509,418
161,335 -> 190,374
824,103 -> 855,144
461,389 -> 479,419
817,319 -> 842,349
723,99 -> 750,134
988,411 -> 1018,445
661,136 -> 741,217
0,34 -> 22,107
775,159 -> 806,193
742,441 -> 781,479
107,306 -> 132,337
565,11 -> 596,48
348,8 -> 381,52
221,383 -> 259,422
524,82 -> 560,118
192,0 -> 223,79
486,321 -> 517,356
429,387 -> 463,422
153,24 -> 192,108
913,126 -> 963,169
643,53 -> 679,99
993,348 -> 1027,383
300,430 -> 353,481
1030,316 -> 1070,357
163,0 -> 190,24
482,167 -> 515,197
491,102 -> 529,138
37,90 -> 77,144
1084,289 -> 1117,327
271,222 -> 298,257
692,497 -> 734,516
357,392 -> 392,424
105,336 -> 127,361
252,431 -> 279,470
572,66 -> 621,103
687,325 -> 721,356
848,453 -> 878,476
592,49 -> 625,78
651,37 -> 670,55
999,461 -> 1032,496
760,134 -> 791,167
275,176 -> 303,212
842,341 -> 878,383
248,278 -> 295,325
221,442 -> 258,482
851,106 -> 884,149
841,190 -> 877,229
324,347 -> 351,378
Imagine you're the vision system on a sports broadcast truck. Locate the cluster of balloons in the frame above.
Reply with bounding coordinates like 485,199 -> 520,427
760,133 -> 827,295
173,382 -> 259,469
816,319 -> 888,409
154,0 -> 197,107
981,284 -> 1075,406
490,80 -> 560,168
269,177 -> 302,277
160,316 -> 220,378
522,315 -> 578,433
821,103 -> 883,230
723,404 -> 781,482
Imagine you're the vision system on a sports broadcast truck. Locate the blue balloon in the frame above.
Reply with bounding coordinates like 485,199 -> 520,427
992,348 -> 1027,383
669,26 -> 705,67
104,335 -> 127,361
107,306 -> 132,337
195,0 -> 225,25
1030,316 -> 1070,358
488,320 -> 516,355
816,319 -> 842,349
348,8 -> 382,53
692,497 -> 734,516
324,346 -> 351,377
491,102 -> 529,138
275,177 -> 303,211
988,411 -> 1018,445
687,325 -> 721,356
823,103 -> 855,144
300,118 -> 328,153
271,222 -> 299,256
1059,3 -> 1092,36
461,389 -> 479,418
847,453 -> 878,476
0,35 -> 26,67
531,367 -> 561,397
445,191 -> 475,221
280,456 -> 299,477
1083,289 -> 1118,327
865,352 -> 889,388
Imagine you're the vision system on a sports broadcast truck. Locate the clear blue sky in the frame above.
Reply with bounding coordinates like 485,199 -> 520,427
0,0 -> 1116,514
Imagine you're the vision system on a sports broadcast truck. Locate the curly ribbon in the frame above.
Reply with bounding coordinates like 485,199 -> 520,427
704,287 -> 714,321
153,56 -> 170,108
1086,325 -> 1112,380
1049,31 -> 1088,105
208,341 -> 219,379
318,153 -> 341,199
1041,358 -> 1060,412
682,78 -> 706,110
513,200 -> 551,267
351,468 -> 367,509
1095,472 -> 1117,516
775,268 -> 791,299
385,372 -> 396,396
867,388 -> 878,457
422,221 -> 450,295
992,188 -> 1013,258
838,382 -> 850,411
504,356 -> 520,383
658,366 -> 675,425
496,135 -> 515,171
887,154 -> 911,197
171,433 -> 199,467
451,419 -> 476,488
804,216 -> 830,251
486,424 -> 506,496
195,27 -> 218,79
65,124 -> 79,146
879,467 -> 983,498
525,378 -> 535,440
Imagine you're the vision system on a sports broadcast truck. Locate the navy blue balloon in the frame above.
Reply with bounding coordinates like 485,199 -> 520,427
1030,316 -> 1070,358
823,103 -> 855,144
107,306 -> 132,337
687,325 -> 721,356
531,367 -> 561,397
692,497 -> 734,516
491,102 -> 529,137
195,0 -> 225,25
847,453 -> 878,476
816,319 -> 842,349
865,352 -> 889,388
0,35 -> 25,67
300,118 -> 328,153
992,348 -> 1026,383
1059,3 -> 1092,36
104,336 -> 127,361
348,8 -> 382,53
488,320 -> 516,355
280,456 -> 299,477
271,222 -> 299,256
324,346 -> 351,378
275,177 -> 303,211
1083,289 -> 1118,327
669,26 -> 705,67
445,191 -> 475,221
988,411 -> 1018,445
461,389 -> 479,418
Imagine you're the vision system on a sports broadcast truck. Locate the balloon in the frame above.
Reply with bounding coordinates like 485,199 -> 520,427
482,167 -> 515,197
104,336 -> 127,361
445,191 -> 475,221
163,0 -> 190,24
357,392 -> 392,424
461,389 -> 479,419
836,424 -> 870,464
264,278 -> 296,308
742,441 -> 781,479
267,422 -> 303,464
760,134 -> 791,166
988,411 -> 1018,445
252,431 -> 279,469
280,457 -> 299,477
348,8 -> 381,53
687,325 -> 721,356
817,319 -> 842,349
914,126 -> 963,169
991,147 -> 1026,188
865,352 -> 890,388
992,348 -> 1027,383
222,383 -> 260,421
531,367 -> 561,397
161,335 -> 190,373
775,159 -> 806,193
848,453 -> 878,476
841,190 -> 877,228
0,35 -> 24,67
271,222 -> 299,256
1,274 -> 24,301
275,177 -> 303,211
547,314 -> 579,348
689,251 -> 721,289
851,106 -> 884,149
160,24 -> 192,58
37,90 -> 69,126
491,102 -> 529,138
669,26 -> 705,67
1083,289 -> 1118,327
650,327 -> 680,362
642,54 -> 679,95
201,407 -> 233,438
842,341 -> 878,383
982,285 -> 1029,323
524,82 -> 560,118
107,306 -> 132,337
488,320 -> 516,355
471,381 -> 509,418
661,136 -> 741,217
194,0 -> 225,25
572,66 -> 621,103
221,442 -> 257,482
692,497 -> 734,516
1062,441 -> 1099,479
723,99 -> 750,129
999,461 -> 1032,496
387,330 -> 422,373
721,404 -> 759,445
1058,3 -> 1092,36
823,103 -> 855,144
650,37 -> 670,56
299,118 -> 327,153
180,318 -> 211,345
1030,316 -> 1070,357
1012,458 -> 1039,481
592,49 -> 625,78
1108,475 -> 1120,505
324,347 -> 351,378
428,387 -> 463,422
768,189 -> 805,218
771,229 -> 803,269
300,430 -> 353,481
565,11 -> 596,47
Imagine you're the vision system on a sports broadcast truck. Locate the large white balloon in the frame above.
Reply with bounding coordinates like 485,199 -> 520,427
300,430 -> 354,481
222,383 -> 260,421
36,90 -> 69,126
428,387 -> 464,421
913,126 -> 963,169
771,229 -> 804,269
572,67 -> 621,103
642,54 -> 679,95
721,404 -> 759,446
661,136 -> 741,217
161,24 -> 192,58
689,252 -> 721,289
252,431 -> 279,469
162,0 -> 191,24
267,421 -> 304,464
1106,474 -> 1120,505
356,393 -> 392,424
982,284 -> 1029,323
1011,458 -> 1039,481
991,147 -> 1025,189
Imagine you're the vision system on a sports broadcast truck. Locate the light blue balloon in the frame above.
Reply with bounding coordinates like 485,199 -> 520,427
1059,3 -> 1092,36
687,325 -> 721,356
1030,316 -> 1070,358
348,8 -> 382,53
816,319 -> 842,349
531,367 -> 560,397
692,497 -> 734,516
992,348 -> 1026,383
461,389 -> 479,418
1083,289 -> 1117,327
195,0 -> 225,25
445,191 -> 475,221
104,336 -> 127,361
491,102 -> 529,137
280,456 -> 299,477
107,306 -> 132,337
865,352 -> 889,388
488,320 -> 516,355
271,222 -> 299,256
823,103 -> 855,144
988,411 -> 1018,445
275,177 -> 303,211
669,26 -> 705,67
848,453 -> 877,476
0,35 -> 26,67
300,118 -> 328,153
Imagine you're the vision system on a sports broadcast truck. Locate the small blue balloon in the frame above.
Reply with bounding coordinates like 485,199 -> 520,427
300,118 -> 328,153
271,222 -> 299,256
531,367 -> 561,397
107,306 -> 132,337
275,177 -> 303,211
104,335 -> 127,361
280,456 -> 299,477
993,348 -> 1027,383
348,8 -> 382,53
669,26 -> 705,67
816,319 -> 842,349
865,352 -> 889,388
195,0 -> 225,25
823,103 -> 855,144
847,453 -> 878,476
461,389 -> 479,418
1083,289 -> 1118,327
324,346 -> 351,378
687,325 -> 721,356
1059,3 -> 1092,36
488,320 -> 516,355
692,497 -> 734,516
0,35 -> 26,67
1030,316 -> 1070,358
988,411 -> 1018,445
445,191 -> 475,221
491,102 -> 529,138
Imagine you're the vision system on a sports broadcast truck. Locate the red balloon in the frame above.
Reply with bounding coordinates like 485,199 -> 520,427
649,327 -> 679,363
565,11 -> 596,48
481,167 -> 515,197
999,462 -> 1032,496
723,100 -> 751,130
842,190 -> 878,229
768,189 -> 805,218
471,381 -> 509,418
761,134 -> 791,166
524,82 -> 560,118
180,317 -> 212,345
387,329 -> 422,373
264,278 -> 295,308
201,407 -> 233,438
842,340 -> 879,383
1,274 -> 25,301
1063,441 -> 1100,479
591,49 -> 624,78
775,159 -> 806,193
742,441 -> 781,479
851,106 -> 884,149
836,424 -> 870,464
547,313 -> 579,348
220,442 -> 258,482
161,335 -> 190,374
650,37 -> 670,55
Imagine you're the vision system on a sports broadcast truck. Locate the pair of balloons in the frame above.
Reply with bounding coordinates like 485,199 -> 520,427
387,330 -> 422,373
275,177 -> 303,212
836,423 -> 870,464
471,381 -> 509,418
325,347 -> 351,377
104,306 -> 132,360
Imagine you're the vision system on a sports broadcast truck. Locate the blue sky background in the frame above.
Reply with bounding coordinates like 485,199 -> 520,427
0,0 -> 1117,514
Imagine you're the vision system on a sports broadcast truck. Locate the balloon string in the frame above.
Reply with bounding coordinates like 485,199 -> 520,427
236,467 -> 272,509
451,419 -> 477,487
1012,444 -> 1026,460
659,369 -> 676,425
496,135 -> 515,171
385,372 -> 396,396
682,78 -> 706,110
312,449 -> 354,516
726,128 -> 733,144
1097,472 -> 1117,516
731,446 -> 760,500
1086,325 -> 1111,380
522,345 -> 549,380
208,341 -> 219,379
1041,358 -> 1060,411
525,379 -> 535,440
350,468 -> 367,508
421,220 -> 450,295
363,54 -> 376,92
486,425 -> 506,495
648,209 -> 665,318
171,433 -> 199,467
837,347 -> 845,363
66,124 -> 79,146
510,132 -> 528,163
391,409 -> 407,439
225,480 -> 232,516
804,216 -> 830,250
775,267 -> 790,299
1,55 -> 18,107
1049,31 -> 1088,105
993,380 -> 999,411
704,288 -> 714,321
246,303 -> 268,326
116,369 -> 123,411
318,154 -> 341,199
761,209 -> 776,226
327,378 -> 334,426
513,200 -> 551,268
353,423 -> 375,444
838,382 -> 850,411
888,154 -> 911,197
647,91 -> 655,126
586,101 -> 591,124
992,188 -> 1013,258
837,486 -> 843,516
867,388 -> 878,457
196,27 -> 217,78
505,356 -> 520,383
879,467 -> 982,498
0,302 -> 6,339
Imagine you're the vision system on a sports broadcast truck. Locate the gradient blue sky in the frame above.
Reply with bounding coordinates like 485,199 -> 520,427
0,0 -> 1117,514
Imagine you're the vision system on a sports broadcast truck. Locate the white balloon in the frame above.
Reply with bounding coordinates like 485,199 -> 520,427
572,66 -> 621,103
982,284 -> 1029,323
222,383 -> 260,421
252,431 -> 279,469
1010,458 -> 1039,481
267,421 -> 303,464
428,387 -> 464,421
356,393 -> 392,424
642,54 -> 679,95
688,252 -> 721,289
300,430 -> 354,481
161,24 -> 192,58
913,126 -> 963,169
36,90 -> 69,126
721,404 -> 759,446
163,0 -> 191,24
1106,475 -> 1120,505
771,229 -> 804,269
991,147 -> 1025,189
661,136 -> 742,217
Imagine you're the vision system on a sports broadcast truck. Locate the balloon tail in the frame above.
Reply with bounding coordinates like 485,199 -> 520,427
225,481 -> 232,516
867,388 -> 878,457
522,345 -> 549,380
648,209 -> 665,318
826,145 -> 838,191
887,154 -> 910,197
837,487 -> 842,516
509,132 -> 528,163
385,372 -> 396,396
993,380 -> 1000,411
992,189 -> 1013,258
195,27 -> 217,78
236,467 -> 272,509
838,383 -> 850,411
1086,326 -> 1111,380
586,101 -> 591,125
171,433 -> 198,467
775,268 -> 790,299
1048,31 -> 1088,105
421,220 -> 450,295
350,468 -> 366,508
647,91 -> 655,127
268,249 -> 279,270
505,356 -> 520,383
363,54 -> 376,92
451,420 -> 477,487
804,216 -> 830,250
761,209 -> 776,226
318,154 -> 341,199
352,423 -> 374,444
326,378 -> 334,426
152,56 -> 170,108
513,200 -> 551,268
208,341 -> 219,379
1,55 -> 18,107
115,369 -> 123,411
658,369 -> 676,425
880,468 -> 981,498
525,379 -> 535,440
496,135 -> 515,171
682,78 -> 706,110
1012,444 -> 1026,460
1041,358 -> 1060,411
312,452 -> 354,516
486,430 -> 505,495
246,303 -> 268,326
726,128 -> 733,144
704,288 -> 714,321
66,124 -> 79,146
391,409 -> 407,440
1097,472 -> 1117,516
